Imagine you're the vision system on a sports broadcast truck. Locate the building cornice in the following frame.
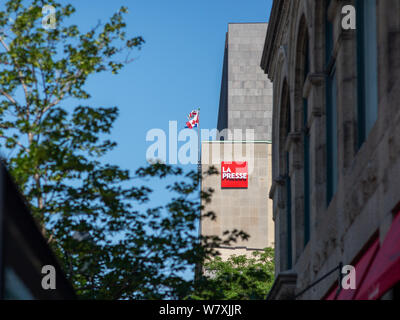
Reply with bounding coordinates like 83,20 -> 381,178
266,271 -> 297,300
261,0 -> 285,78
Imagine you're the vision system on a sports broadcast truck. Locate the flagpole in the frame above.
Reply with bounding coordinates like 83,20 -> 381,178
197,107 -> 201,180
197,109 -> 201,240
196,108 -> 202,281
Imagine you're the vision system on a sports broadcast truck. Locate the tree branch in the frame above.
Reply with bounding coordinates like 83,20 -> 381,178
0,135 -> 29,153
0,35 -> 30,117
35,70 -> 83,124
0,88 -> 18,105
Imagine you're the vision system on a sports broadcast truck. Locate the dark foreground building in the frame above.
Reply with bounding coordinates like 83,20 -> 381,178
261,0 -> 400,299
0,162 -> 75,299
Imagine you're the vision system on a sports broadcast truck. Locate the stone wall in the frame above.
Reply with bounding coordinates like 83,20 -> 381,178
204,23 -> 275,260
261,0 -> 400,299
201,142 -> 274,259
217,23 -> 273,141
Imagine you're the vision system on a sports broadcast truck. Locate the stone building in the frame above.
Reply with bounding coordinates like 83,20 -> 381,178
217,23 -> 273,141
261,0 -> 400,299
201,23 -> 274,260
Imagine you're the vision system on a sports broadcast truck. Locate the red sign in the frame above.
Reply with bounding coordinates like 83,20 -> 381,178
221,162 -> 248,188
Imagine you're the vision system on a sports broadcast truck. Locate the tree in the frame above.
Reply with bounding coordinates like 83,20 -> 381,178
190,248 -> 275,300
0,0 -> 247,299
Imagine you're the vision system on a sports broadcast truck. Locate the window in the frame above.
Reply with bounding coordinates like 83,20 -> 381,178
303,35 -> 310,245
282,81 -> 292,270
326,67 -> 338,205
286,154 -> 292,269
356,0 -> 378,147
286,112 -> 292,270
326,2 -> 338,205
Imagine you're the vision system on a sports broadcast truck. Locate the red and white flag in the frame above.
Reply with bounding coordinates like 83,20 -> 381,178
185,109 -> 199,129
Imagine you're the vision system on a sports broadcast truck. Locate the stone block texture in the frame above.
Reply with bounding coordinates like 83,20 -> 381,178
261,0 -> 400,300
217,23 -> 273,141
201,142 -> 274,259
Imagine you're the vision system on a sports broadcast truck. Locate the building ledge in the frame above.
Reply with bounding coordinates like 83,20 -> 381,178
266,271 -> 297,300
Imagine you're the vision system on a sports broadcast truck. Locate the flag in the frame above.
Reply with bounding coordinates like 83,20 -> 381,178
187,110 -> 198,120
186,113 -> 198,129
185,108 -> 199,129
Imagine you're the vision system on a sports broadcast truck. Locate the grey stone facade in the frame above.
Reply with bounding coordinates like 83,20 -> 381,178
217,23 -> 273,141
201,23 -> 275,260
261,0 -> 400,300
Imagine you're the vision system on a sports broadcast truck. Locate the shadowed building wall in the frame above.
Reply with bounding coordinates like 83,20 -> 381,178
261,0 -> 400,300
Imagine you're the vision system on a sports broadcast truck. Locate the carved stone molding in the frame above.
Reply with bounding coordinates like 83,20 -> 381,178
309,73 -> 325,86
275,175 -> 286,185
270,175 -> 286,200
266,271 -> 298,300
285,131 -> 302,151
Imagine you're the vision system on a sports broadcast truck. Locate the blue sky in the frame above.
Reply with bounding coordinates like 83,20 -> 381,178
68,0 -> 273,174
69,0 -> 273,281
0,0 -> 273,282
0,0 -> 273,234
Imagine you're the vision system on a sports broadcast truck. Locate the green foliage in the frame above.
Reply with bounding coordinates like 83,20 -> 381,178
190,248 -> 275,300
0,0 -> 249,299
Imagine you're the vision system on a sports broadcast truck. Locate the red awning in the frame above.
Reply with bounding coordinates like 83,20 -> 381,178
324,285 -> 338,300
336,238 -> 380,300
323,238 -> 379,300
356,212 -> 400,300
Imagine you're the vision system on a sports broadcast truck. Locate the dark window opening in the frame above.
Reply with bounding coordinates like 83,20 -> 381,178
325,2 -> 338,206
356,0 -> 378,148
303,34 -> 310,245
